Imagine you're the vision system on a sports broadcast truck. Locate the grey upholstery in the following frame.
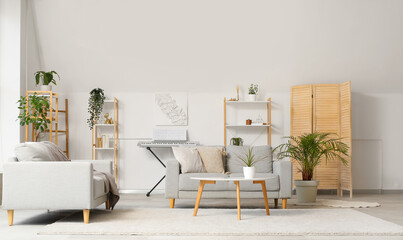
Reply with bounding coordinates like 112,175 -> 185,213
226,145 -> 273,173
165,145 -> 293,202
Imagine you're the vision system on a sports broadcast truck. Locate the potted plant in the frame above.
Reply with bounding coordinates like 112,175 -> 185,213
17,93 -> 51,141
274,132 -> 349,203
248,84 -> 258,101
87,88 -> 105,129
236,147 -> 265,179
230,137 -> 243,146
35,71 -> 60,91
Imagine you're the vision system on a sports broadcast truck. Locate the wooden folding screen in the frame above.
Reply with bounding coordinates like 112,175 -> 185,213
290,81 -> 352,197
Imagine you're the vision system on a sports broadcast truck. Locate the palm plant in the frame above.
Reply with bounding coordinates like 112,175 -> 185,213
274,132 -> 349,180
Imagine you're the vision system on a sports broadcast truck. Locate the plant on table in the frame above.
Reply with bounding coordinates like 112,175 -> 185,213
87,88 -> 106,130
17,93 -> 51,141
236,146 -> 266,179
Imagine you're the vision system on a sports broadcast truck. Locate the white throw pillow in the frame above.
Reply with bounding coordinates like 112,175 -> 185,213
172,147 -> 206,173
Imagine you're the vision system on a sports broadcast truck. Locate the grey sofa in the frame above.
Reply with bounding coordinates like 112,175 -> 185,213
2,157 -> 112,225
165,145 -> 292,209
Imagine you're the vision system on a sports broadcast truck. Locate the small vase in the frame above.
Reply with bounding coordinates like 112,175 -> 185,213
243,167 -> 256,179
40,85 -> 52,91
248,94 -> 256,101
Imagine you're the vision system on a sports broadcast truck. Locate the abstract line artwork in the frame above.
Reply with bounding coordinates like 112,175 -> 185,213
154,93 -> 188,126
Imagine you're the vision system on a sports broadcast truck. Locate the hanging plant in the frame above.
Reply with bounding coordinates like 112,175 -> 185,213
87,88 -> 105,129
17,93 -> 51,141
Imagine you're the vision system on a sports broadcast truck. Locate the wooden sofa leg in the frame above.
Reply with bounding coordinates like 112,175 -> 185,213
8,210 -> 14,226
282,198 -> 287,209
83,209 -> 90,224
106,199 -> 110,210
170,199 -> 175,208
274,198 -> 278,208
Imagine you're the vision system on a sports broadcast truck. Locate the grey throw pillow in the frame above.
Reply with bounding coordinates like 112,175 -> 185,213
225,145 -> 273,173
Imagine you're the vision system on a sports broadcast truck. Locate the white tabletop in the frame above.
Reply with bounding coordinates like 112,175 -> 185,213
190,177 -> 269,181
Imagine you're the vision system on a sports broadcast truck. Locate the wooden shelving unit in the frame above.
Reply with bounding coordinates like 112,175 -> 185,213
25,91 -> 70,157
224,98 -> 272,146
91,97 -> 119,182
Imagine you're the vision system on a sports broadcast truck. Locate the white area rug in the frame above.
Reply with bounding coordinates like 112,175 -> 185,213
39,208 -> 403,236
289,199 -> 381,208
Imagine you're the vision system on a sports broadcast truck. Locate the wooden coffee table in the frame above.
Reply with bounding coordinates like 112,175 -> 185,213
190,177 -> 270,220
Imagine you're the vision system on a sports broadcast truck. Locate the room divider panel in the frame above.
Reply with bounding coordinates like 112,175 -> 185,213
290,81 -> 352,197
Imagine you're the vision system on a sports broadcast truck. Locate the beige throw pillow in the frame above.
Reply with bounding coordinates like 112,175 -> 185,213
172,147 -> 206,173
197,147 -> 225,173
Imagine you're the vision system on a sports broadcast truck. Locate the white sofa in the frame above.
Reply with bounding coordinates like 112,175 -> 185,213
2,158 -> 112,225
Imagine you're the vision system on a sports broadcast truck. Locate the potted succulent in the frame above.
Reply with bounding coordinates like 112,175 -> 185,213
274,132 -> 349,203
35,71 -> 60,91
236,147 -> 264,179
248,84 -> 258,101
17,93 -> 51,141
230,137 -> 243,146
87,88 -> 106,129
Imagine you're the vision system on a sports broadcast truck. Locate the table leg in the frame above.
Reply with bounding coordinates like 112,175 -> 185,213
254,180 -> 270,215
234,181 -> 241,220
193,180 -> 215,216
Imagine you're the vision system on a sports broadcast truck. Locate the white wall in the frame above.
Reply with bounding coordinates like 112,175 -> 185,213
0,0 -> 26,171
12,0 -> 403,190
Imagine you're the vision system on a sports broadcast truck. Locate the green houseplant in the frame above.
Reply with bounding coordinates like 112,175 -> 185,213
236,147 -> 265,179
35,71 -> 60,91
230,137 -> 243,146
248,84 -> 258,101
17,93 -> 51,141
274,132 -> 349,202
87,88 -> 105,130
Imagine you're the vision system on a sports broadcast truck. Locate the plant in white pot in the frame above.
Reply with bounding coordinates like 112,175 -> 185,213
236,147 -> 264,179
248,84 -> 258,101
35,71 -> 60,91
274,132 -> 349,203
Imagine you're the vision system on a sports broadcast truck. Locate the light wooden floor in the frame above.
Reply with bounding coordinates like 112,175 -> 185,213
1,193 -> 403,240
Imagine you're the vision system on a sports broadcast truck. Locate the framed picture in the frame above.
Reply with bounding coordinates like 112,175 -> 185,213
154,93 -> 188,126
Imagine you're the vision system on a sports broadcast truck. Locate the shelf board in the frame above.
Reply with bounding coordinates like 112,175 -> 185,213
225,100 -> 270,104
226,124 -> 271,128
104,99 -> 116,103
94,124 -> 116,127
94,148 -> 116,150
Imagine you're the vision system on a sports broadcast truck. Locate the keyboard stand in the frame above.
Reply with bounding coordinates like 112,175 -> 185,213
146,147 -> 166,197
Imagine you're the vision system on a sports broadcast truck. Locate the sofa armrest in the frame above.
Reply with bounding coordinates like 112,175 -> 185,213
273,160 -> 292,198
165,160 -> 180,199
71,159 -> 113,174
2,162 -> 94,210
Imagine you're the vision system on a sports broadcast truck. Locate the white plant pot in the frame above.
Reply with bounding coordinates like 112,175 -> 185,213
243,167 -> 256,179
248,94 -> 256,101
40,85 -> 52,91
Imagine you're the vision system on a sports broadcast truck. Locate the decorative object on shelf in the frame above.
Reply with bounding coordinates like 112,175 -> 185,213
104,113 -> 113,124
236,147 -> 265,179
230,137 -> 243,146
34,71 -> 60,91
227,85 -> 240,101
17,93 -> 50,141
155,93 -> 188,126
256,114 -> 264,124
248,84 -> 258,101
246,119 -> 252,125
97,137 -> 102,148
87,88 -> 105,130
274,132 -> 349,203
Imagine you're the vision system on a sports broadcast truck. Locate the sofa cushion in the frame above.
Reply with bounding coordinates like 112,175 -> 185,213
15,142 -> 53,161
228,173 -> 279,191
172,147 -> 206,173
225,145 -> 273,173
93,175 -> 107,199
197,147 -> 225,173
179,173 -> 230,191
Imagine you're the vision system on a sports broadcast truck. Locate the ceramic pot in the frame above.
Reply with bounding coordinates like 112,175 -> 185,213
40,85 -> 52,91
243,166 -> 256,179
294,180 -> 319,203
248,94 -> 256,101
